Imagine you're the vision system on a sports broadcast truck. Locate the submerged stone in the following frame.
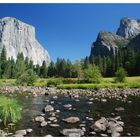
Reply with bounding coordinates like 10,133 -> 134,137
61,128 -> 84,137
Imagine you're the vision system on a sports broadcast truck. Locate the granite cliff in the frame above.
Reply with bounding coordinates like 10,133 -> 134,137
0,17 -> 50,66
90,17 -> 140,58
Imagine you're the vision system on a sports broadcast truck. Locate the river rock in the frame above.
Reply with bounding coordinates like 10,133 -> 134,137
56,110 -> 60,113
52,96 -> 58,99
48,117 -> 56,121
114,116 -> 121,120
13,134 -> 24,137
35,116 -> 45,122
90,131 -> 96,135
26,128 -> 33,133
100,133 -> 108,137
80,124 -> 86,127
0,130 -> 7,137
89,98 -> 94,101
49,124 -> 60,127
111,131 -> 120,137
41,121 -> 47,127
86,117 -> 93,121
8,123 -> 15,126
44,105 -> 54,112
63,104 -> 72,108
115,107 -> 125,112
45,134 -> 53,137
94,117 -> 108,132
101,99 -> 107,102
94,121 -> 106,132
15,130 -> 27,136
62,117 -> 80,124
87,102 -> 93,105
117,121 -> 124,126
61,128 -> 84,137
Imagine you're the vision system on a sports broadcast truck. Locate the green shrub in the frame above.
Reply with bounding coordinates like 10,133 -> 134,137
114,67 -> 127,83
84,64 -> 102,83
62,78 -> 78,84
0,96 -> 21,125
16,69 -> 38,86
47,78 -> 63,87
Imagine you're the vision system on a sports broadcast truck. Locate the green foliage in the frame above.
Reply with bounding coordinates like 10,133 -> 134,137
114,67 -> 127,83
114,40 -> 129,48
57,82 -> 140,89
47,78 -> 63,87
15,53 -> 26,78
0,96 -> 21,125
62,78 -> 78,84
40,61 -> 47,78
84,64 -> 102,83
16,69 -> 38,86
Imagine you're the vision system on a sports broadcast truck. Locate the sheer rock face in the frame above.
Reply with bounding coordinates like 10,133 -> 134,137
116,17 -> 140,39
90,17 -> 140,58
0,17 -> 50,66
90,32 -> 129,57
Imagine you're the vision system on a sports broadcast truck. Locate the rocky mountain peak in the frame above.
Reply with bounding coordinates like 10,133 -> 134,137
90,32 -> 128,57
116,17 -> 140,39
0,17 -> 50,66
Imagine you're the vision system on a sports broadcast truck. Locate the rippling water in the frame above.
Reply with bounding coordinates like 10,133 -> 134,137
1,93 -> 140,137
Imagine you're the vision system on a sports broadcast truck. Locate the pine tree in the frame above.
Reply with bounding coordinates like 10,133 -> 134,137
0,46 -> 7,78
40,61 -> 47,78
15,53 -> 26,78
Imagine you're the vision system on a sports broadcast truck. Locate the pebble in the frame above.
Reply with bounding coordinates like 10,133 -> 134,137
101,99 -> 107,102
48,117 -> 56,121
49,124 -> 60,127
127,133 -> 131,136
26,128 -> 33,133
41,121 -> 47,127
115,107 -> 125,112
100,133 -> 108,137
15,130 -> 27,136
90,131 -> 96,135
79,124 -> 86,127
45,134 -> 53,137
56,110 -> 60,113
63,104 -> 72,108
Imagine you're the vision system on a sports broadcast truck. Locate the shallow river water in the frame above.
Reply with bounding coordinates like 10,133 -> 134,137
1,93 -> 140,137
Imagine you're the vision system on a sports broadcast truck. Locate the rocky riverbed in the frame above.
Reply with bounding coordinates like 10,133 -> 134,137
0,87 -> 140,137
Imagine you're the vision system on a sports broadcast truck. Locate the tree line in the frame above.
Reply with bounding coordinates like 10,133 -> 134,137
0,45 -> 139,79
0,47 -> 83,79
89,46 -> 140,77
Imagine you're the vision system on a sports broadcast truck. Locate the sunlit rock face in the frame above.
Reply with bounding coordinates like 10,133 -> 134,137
90,32 -> 129,57
0,17 -> 50,66
116,17 -> 140,39
90,17 -> 140,58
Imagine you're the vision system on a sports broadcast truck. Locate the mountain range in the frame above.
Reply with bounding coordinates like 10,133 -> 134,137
90,17 -> 140,58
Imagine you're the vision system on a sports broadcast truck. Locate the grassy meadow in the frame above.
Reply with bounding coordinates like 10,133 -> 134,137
0,76 -> 140,89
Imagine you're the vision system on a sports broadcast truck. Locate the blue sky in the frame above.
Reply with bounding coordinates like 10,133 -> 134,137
0,4 -> 140,62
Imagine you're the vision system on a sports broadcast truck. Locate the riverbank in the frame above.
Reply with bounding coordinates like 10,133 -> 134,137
0,86 -> 140,100
0,89 -> 140,137
0,86 -> 140,136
